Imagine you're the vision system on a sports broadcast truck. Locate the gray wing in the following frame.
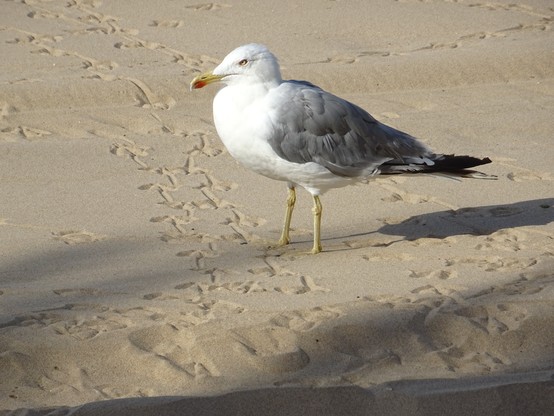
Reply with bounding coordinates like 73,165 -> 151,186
268,81 -> 433,177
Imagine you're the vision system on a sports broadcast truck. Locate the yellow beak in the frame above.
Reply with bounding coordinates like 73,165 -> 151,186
190,71 -> 224,90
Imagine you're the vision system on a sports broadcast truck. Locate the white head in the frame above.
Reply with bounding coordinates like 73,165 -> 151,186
191,44 -> 282,90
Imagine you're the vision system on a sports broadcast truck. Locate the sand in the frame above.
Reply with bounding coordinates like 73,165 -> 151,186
1,0 -> 553,414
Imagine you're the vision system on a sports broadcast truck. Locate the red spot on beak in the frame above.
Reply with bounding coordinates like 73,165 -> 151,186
192,80 -> 206,89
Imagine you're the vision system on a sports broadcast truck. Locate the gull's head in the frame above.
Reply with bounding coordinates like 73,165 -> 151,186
190,44 -> 282,90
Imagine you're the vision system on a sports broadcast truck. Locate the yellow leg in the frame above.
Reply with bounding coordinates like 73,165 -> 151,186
311,195 -> 323,254
278,186 -> 296,246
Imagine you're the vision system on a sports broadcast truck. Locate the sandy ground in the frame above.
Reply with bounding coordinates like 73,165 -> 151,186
1,0 -> 553,414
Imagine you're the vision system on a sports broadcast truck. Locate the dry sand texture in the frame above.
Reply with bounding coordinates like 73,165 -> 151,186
1,0 -> 553,414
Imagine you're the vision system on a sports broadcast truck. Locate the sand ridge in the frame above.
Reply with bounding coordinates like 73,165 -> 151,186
1,0 -> 553,414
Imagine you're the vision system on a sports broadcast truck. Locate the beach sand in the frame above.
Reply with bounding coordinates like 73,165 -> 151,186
1,0 -> 553,414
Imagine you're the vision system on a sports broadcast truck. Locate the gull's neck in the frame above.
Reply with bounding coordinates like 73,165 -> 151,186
222,77 -> 281,102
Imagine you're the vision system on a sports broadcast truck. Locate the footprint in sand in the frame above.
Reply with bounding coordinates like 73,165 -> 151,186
142,292 -> 180,301
377,182 -> 457,210
109,138 -> 150,168
445,255 -> 539,272
151,214 -> 197,232
128,324 -> 220,378
184,131 -> 223,158
474,229 -> 527,252
53,288 -> 107,297
52,230 -> 105,245
149,20 -> 184,28
507,170 -> 554,182
271,306 -> 343,331
230,326 -> 310,373
185,3 -> 231,11
454,304 -> 524,335
51,316 -> 128,340
220,209 -> 266,244
498,161 -> 554,183
201,172 -> 237,192
176,246 -> 219,270
409,269 -> 458,280
274,275 -> 330,295
1,302 -> 126,340
122,77 -> 176,110
362,252 -> 414,262
1,126 -> 52,141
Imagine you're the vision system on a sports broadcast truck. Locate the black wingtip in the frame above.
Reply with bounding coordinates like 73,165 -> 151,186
433,155 -> 492,172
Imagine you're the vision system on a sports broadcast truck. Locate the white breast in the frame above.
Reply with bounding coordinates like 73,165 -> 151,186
212,84 -> 356,195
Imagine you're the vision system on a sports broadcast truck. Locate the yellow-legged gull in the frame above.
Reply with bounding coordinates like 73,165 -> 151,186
191,44 -> 493,254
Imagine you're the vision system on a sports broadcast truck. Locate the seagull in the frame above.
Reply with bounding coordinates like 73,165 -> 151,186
190,44 -> 493,254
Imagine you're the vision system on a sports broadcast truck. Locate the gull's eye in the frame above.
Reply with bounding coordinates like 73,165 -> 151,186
238,59 -> 248,66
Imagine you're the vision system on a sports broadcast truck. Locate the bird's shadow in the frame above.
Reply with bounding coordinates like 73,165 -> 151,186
343,198 -> 553,242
